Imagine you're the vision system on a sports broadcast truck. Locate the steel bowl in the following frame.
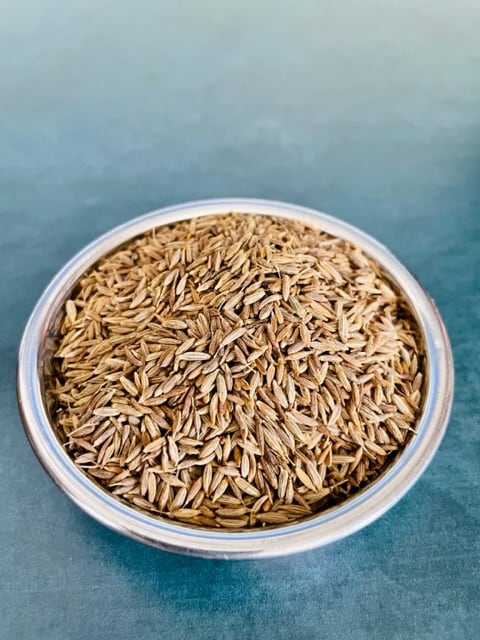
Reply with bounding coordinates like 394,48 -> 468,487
17,198 -> 454,558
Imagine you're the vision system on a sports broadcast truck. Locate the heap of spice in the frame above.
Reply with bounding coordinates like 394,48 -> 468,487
48,213 -> 423,528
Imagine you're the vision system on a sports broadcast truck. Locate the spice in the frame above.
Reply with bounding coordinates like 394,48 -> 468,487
48,213 -> 423,528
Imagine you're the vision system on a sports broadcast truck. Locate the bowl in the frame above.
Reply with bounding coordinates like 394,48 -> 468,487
17,198 -> 454,558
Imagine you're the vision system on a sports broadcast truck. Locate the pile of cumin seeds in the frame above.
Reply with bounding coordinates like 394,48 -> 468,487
48,213 -> 424,529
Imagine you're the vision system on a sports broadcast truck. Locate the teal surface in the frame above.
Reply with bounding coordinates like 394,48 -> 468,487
1,1 -> 479,638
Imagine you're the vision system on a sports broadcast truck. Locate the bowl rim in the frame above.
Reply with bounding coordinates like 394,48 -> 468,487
17,198 -> 454,558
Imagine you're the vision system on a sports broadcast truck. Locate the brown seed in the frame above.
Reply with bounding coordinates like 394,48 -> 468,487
65,299 -> 77,322
169,509 -> 202,519
219,327 -> 247,349
177,351 -> 211,362
163,319 -> 188,330
211,478 -> 229,503
199,437 -> 221,460
235,477 -> 261,498
216,374 -> 228,404
119,376 -> 138,397
216,507 -> 248,517
243,289 -> 266,305
296,467 -> 317,492
215,517 -> 248,528
199,370 -> 218,394
256,512 -> 291,524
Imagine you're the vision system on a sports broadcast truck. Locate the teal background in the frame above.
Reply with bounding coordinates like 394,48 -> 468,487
1,1 -> 479,638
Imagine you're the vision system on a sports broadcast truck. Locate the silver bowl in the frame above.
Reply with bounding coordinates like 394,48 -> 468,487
17,198 -> 454,558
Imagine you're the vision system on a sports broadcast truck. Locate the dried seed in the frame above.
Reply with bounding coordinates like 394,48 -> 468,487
219,327 -> 247,349
235,477 -> 261,498
169,509 -> 202,519
256,512 -> 290,524
199,437 -> 221,460
177,351 -> 211,362
65,300 -> 77,322
243,289 -> 266,305
215,517 -> 248,528
211,478 -> 229,503
119,376 -> 138,397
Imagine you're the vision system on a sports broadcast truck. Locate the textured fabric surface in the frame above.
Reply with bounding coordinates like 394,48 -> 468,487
1,1 -> 479,638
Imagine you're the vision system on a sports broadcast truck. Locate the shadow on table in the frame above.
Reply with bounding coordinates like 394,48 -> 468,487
69,470 -> 479,637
